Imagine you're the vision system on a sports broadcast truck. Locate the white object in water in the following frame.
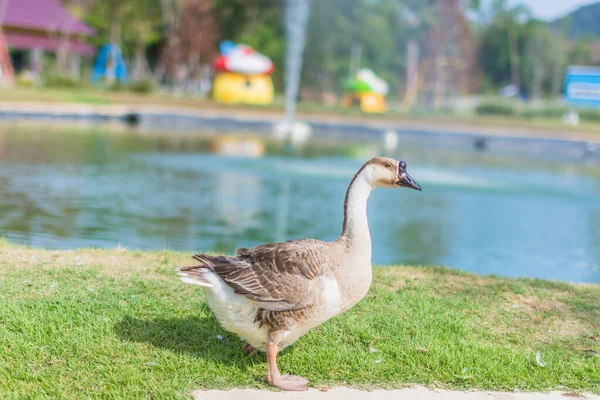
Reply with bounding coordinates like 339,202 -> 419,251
273,120 -> 313,147
383,130 -> 399,152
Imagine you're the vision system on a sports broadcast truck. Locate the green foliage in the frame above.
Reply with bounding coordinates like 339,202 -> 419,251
478,0 -> 600,99
43,74 -> 87,89
302,0 -> 408,97
83,0 -> 163,53
576,108 -> 600,122
568,37 -> 596,65
478,102 -> 600,122
129,80 -> 154,94
519,107 -> 567,119
212,0 -> 262,42
211,0 -> 416,97
70,0 -> 600,101
478,22 -> 513,88
237,5 -> 285,91
108,81 -> 125,92
475,101 -> 516,116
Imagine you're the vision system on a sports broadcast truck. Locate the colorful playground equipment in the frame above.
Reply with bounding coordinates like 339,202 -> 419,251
90,43 -> 128,84
212,41 -> 274,105
342,68 -> 388,113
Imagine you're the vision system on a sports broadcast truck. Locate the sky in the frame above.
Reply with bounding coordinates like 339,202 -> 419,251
510,0 -> 599,20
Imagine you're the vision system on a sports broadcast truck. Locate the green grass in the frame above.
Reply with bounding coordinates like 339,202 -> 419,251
0,239 -> 599,399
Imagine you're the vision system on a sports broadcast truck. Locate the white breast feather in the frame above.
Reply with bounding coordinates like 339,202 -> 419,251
319,274 -> 342,315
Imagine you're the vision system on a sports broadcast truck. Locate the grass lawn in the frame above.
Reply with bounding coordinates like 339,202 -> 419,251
0,239 -> 599,399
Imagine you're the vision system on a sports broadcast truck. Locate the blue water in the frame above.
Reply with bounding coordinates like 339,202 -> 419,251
1,127 -> 599,283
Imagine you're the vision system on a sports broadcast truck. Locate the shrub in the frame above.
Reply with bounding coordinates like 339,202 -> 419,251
576,108 -> 600,122
44,74 -> 86,89
108,81 -> 125,92
129,80 -> 153,94
475,101 -> 516,116
519,107 -> 567,119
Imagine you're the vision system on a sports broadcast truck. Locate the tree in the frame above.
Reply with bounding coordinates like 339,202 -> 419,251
83,0 -> 162,80
155,0 -> 219,87
237,5 -> 285,90
59,0 -> 98,76
478,1 -> 532,93
301,0 -> 407,99
125,0 -> 163,81
489,0 -> 532,90
522,21 -> 553,99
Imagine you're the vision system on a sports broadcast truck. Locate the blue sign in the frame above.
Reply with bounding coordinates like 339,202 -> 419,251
564,66 -> 600,108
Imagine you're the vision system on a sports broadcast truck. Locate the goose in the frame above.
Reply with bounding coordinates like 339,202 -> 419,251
177,157 -> 421,391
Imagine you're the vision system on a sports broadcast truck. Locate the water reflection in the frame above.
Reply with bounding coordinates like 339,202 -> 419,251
387,195 -> 450,266
0,125 -> 599,283
588,210 -> 600,279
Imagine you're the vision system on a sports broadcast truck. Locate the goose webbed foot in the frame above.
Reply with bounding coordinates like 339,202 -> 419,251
265,339 -> 309,391
242,341 -> 258,357
268,374 -> 308,391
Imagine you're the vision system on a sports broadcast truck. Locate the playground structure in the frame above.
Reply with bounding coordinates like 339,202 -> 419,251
90,43 -> 129,84
212,41 -> 275,105
342,68 -> 388,113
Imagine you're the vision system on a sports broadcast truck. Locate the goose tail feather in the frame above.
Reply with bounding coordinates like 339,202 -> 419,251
176,254 -> 217,287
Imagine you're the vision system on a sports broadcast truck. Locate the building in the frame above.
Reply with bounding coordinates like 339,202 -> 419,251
0,0 -> 94,79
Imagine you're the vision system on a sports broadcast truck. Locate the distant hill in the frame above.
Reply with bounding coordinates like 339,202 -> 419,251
550,2 -> 600,38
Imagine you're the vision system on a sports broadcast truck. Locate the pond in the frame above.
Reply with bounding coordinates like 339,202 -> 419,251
1,124 -> 599,283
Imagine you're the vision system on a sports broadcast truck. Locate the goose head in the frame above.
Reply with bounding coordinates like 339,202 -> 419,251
363,157 -> 421,191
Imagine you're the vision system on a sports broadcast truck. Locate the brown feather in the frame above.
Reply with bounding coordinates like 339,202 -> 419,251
188,239 -> 335,313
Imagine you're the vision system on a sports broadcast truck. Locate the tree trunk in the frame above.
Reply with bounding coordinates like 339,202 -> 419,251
508,20 -> 520,90
109,1 -> 121,46
56,45 -> 69,75
532,62 -> 543,101
433,55 -> 446,109
70,54 -> 81,81
404,39 -> 419,106
551,59 -> 563,99
132,42 -> 147,81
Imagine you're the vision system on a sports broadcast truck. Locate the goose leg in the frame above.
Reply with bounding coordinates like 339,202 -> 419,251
242,341 -> 258,357
265,341 -> 308,391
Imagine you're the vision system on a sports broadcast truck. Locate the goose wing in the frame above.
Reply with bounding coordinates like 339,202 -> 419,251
194,239 -> 331,311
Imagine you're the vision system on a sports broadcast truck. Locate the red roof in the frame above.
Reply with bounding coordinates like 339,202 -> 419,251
4,31 -> 94,55
1,0 -> 94,36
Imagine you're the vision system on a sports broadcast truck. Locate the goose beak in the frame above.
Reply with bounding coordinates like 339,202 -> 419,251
395,161 -> 421,191
397,171 -> 421,191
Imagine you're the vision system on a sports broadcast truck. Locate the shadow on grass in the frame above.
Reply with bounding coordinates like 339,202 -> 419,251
114,315 -> 262,367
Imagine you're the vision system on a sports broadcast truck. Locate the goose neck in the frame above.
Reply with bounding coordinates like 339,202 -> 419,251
339,170 -> 373,243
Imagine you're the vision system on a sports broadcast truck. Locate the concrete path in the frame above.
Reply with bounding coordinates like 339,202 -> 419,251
193,387 -> 599,400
